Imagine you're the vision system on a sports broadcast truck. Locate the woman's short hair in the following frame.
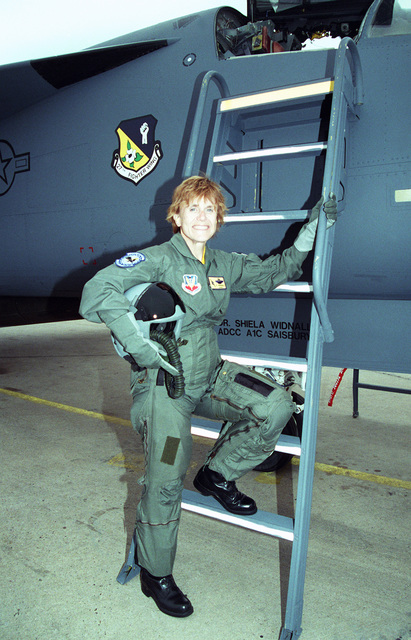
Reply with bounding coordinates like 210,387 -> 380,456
167,176 -> 227,234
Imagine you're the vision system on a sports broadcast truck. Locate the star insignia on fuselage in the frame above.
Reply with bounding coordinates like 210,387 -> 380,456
0,152 -> 11,184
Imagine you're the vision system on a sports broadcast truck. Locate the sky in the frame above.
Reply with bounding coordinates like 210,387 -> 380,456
0,0 -> 247,65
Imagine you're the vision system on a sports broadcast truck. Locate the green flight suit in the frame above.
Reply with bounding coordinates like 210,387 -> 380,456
80,232 -> 308,576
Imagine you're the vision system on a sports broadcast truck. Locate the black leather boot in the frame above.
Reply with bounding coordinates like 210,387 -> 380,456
193,465 -> 257,515
140,568 -> 194,617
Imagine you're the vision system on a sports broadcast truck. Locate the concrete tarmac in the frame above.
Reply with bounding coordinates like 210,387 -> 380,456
0,320 -> 410,640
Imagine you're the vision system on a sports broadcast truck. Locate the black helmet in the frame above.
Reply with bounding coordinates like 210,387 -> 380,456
112,282 -> 186,359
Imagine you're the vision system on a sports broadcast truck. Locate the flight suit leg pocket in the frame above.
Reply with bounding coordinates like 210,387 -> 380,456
211,360 -> 294,424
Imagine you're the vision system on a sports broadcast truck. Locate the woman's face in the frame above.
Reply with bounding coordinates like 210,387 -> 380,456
173,197 -> 218,248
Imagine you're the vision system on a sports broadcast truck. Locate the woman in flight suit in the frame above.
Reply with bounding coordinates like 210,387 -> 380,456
80,176 -> 336,618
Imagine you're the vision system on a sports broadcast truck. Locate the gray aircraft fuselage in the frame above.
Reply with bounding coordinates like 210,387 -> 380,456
1,0 -> 410,372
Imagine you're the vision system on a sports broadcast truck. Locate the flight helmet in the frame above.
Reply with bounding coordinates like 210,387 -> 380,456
112,282 -> 186,359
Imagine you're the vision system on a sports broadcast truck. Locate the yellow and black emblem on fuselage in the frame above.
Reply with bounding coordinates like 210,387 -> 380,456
112,114 -> 162,186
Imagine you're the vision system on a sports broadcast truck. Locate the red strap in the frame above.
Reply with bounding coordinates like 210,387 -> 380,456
328,368 -> 347,406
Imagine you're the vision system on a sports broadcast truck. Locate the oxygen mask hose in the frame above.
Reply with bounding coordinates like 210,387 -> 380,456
150,329 -> 185,399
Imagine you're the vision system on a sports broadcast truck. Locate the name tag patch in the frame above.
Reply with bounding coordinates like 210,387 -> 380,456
115,252 -> 146,268
208,276 -> 226,290
182,274 -> 201,295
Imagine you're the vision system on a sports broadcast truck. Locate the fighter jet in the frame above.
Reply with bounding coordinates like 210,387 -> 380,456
0,0 -> 410,375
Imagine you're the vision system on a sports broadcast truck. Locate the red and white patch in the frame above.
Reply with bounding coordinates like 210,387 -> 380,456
182,274 -> 202,296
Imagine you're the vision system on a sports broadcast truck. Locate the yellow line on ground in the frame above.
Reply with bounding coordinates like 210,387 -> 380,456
256,459 -> 411,490
0,387 -> 131,427
2,386 -> 410,490
292,458 -> 411,490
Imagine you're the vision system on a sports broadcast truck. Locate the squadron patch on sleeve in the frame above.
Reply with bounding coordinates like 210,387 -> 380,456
115,252 -> 146,268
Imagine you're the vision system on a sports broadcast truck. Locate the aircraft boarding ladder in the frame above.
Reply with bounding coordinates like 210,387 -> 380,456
118,38 -> 363,640
183,39 -> 362,639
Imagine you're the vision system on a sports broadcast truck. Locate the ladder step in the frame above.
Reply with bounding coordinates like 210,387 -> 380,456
191,417 -> 301,455
219,79 -> 334,112
225,210 -> 310,222
214,142 -> 327,165
221,351 -> 308,373
275,281 -> 312,293
181,489 -> 295,540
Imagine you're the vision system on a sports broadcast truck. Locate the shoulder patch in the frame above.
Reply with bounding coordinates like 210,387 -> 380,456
115,252 -> 146,268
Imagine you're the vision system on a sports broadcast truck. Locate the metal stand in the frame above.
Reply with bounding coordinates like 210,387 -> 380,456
116,530 -> 141,585
352,368 -> 411,418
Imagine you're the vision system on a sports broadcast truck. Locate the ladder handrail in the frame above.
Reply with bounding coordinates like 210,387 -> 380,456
182,70 -> 230,178
313,37 -> 363,343
340,37 -> 364,107
282,42 -> 363,636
